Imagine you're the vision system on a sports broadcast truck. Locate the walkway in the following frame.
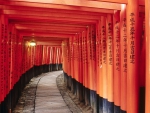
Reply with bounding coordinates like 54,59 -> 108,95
13,71 -> 83,113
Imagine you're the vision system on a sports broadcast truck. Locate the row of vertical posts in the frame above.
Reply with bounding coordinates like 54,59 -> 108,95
62,4 -> 146,113
34,45 -> 62,74
0,14 -> 63,112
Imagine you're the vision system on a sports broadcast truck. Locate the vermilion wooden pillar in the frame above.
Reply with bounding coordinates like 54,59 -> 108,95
96,21 -> 101,113
79,32 -> 84,101
85,29 -> 90,105
138,13 -> 145,113
101,16 -> 107,113
70,38 -> 74,86
98,18 -> 103,113
0,15 -> 4,102
113,10 -> 120,113
145,0 -> 150,112
96,21 -> 100,96
87,26 -> 93,92
67,39 -> 71,89
86,26 -> 92,106
127,0 -> 140,113
120,4 -> 127,113
89,25 -> 97,113
0,15 -> 3,103
81,31 -> 85,89
106,14 -> 114,113
91,25 -> 96,92
3,16 -> 9,97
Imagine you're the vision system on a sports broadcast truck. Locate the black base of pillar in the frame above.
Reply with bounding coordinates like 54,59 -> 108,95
90,90 -> 97,113
102,98 -> 108,113
0,100 -> 8,113
58,64 -> 62,70
96,94 -> 99,113
79,82 -> 84,102
139,87 -> 145,113
107,101 -> 114,113
0,66 -> 36,112
99,96 -> 103,113
114,105 -> 120,113
120,110 -> 127,113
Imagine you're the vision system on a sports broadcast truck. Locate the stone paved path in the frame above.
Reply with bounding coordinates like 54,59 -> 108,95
35,71 -> 72,113
13,71 -> 85,113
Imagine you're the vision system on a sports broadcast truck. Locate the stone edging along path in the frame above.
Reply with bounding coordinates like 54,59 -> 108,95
56,74 -> 93,113
13,73 -> 44,113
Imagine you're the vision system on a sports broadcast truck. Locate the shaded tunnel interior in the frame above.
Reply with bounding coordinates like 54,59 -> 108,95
0,0 -> 149,113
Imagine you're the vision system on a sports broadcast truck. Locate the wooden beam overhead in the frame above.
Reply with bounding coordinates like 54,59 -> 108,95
12,22 -> 88,28
2,9 -> 105,20
20,32 -> 73,38
0,0 -> 121,11
7,15 -> 97,24
15,24 -> 87,31
86,0 -> 145,6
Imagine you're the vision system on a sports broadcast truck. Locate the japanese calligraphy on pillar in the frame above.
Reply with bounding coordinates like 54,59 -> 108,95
91,26 -> 96,61
85,31 -> 88,64
130,13 -> 135,63
4,22 -> 9,93
115,21 -> 120,71
1,23 -> 4,98
108,22 -> 113,65
89,28 -> 92,60
123,18 -> 127,72
102,25 -> 106,64
99,27 -> 102,67
79,34 -> 82,62
82,32 -> 84,64
96,23 -> 100,67
8,27 -> 11,90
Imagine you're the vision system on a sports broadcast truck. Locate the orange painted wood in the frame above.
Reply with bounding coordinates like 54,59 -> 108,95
7,15 -> 97,25
106,14 -> 113,103
3,9 -> 105,20
0,1 -> 119,12
127,0 -> 140,112
70,38 -> 74,78
76,35 -> 79,81
22,33 -> 71,39
86,26 -> 91,89
90,0 -> 127,4
98,19 -> 103,98
113,10 -> 120,107
81,31 -> 85,86
87,26 -> 93,90
92,25 -> 96,91
0,14 -> 4,102
1,15 -> 7,98
96,21 -> 101,95
47,46 -> 50,64
15,24 -> 87,33
84,30 -> 88,89
101,16 -> 107,99
89,0 -> 144,5
139,13 -> 145,87
10,24 -> 16,89
68,41 -> 71,76
120,4 -> 127,111
0,21 -> 1,102
78,33 -> 81,83
145,0 -> 150,112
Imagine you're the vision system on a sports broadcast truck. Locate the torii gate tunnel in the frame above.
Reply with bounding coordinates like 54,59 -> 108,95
0,0 -> 150,113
